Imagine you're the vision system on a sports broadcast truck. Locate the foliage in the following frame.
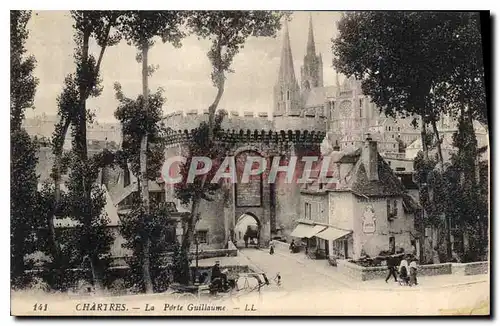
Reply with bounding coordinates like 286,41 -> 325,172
113,83 -> 168,180
120,199 -> 178,292
171,240 -> 191,284
173,11 -> 287,285
10,10 -> 40,287
11,130 -> 40,287
44,11 -> 123,289
116,10 -> 187,293
117,11 -> 186,48
10,10 -> 38,131
186,11 -> 285,88
431,13 -> 488,127
446,115 -> 488,259
332,12 -> 476,125
174,111 -> 229,205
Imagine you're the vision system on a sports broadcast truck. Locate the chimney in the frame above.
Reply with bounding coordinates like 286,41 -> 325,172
363,133 -> 379,181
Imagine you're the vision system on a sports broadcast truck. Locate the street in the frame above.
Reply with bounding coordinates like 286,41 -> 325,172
10,248 -> 490,316
237,247 -> 351,292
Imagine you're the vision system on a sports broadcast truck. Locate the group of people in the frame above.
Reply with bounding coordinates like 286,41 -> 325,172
385,254 -> 418,286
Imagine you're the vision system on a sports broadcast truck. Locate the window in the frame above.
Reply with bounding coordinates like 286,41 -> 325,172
287,90 -> 290,100
387,199 -> 398,220
280,90 -> 284,101
196,230 -> 208,244
151,191 -> 166,204
305,202 -> 312,220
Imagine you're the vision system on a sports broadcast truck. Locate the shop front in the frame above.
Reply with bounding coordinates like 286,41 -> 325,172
289,222 -> 326,256
290,221 -> 353,260
314,227 -> 353,259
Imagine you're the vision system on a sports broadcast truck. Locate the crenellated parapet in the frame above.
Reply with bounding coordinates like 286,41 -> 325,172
164,110 -> 273,132
164,128 -> 326,148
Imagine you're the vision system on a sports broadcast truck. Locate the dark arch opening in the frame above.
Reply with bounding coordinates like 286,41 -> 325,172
234,212 -> 261,249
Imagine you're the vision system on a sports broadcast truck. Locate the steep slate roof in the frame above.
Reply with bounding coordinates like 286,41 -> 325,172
336,148 -> 361,164
349,154 -> 408,197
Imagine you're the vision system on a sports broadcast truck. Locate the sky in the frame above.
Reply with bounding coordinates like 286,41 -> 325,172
25,11 -> 342,123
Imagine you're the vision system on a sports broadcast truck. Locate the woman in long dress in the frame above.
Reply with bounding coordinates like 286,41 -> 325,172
398,258 -> 410,286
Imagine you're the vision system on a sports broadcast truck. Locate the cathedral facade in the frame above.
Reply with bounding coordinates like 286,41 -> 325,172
273,16 -> 422,158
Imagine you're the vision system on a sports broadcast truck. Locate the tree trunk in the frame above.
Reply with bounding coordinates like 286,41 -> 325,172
420,122 -> 429,161
430,119 -> 450,260
180,64 -> 225,284
49,118 -> 71,261
79,30 -> 104,291
430,119 -> 444,168
207,73 -> 225,140
140,42 -> 154,294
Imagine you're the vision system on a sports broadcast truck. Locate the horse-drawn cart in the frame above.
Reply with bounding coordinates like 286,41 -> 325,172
166,271 -> 270,301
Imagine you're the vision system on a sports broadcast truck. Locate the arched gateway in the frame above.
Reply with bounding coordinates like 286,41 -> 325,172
164,128 -> 326,249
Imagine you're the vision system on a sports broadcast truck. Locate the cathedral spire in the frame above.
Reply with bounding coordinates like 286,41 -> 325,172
278,20 -> 297,84
306,13 -> 316,56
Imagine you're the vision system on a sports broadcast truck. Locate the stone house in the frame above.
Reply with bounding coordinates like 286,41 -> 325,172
294,135 -> 421,261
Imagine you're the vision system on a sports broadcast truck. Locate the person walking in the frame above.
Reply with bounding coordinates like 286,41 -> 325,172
385,255 -> 398,283
289,240 -> 296,253
269,241 -> 275,255
409,258 -> 418,286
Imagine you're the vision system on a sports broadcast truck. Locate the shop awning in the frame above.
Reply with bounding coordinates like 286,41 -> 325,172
314,227 -> 352,241
290,223 -> 326,238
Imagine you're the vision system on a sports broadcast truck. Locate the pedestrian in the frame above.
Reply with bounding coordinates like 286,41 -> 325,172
289,240 -> 296,253
269,241 -> 275,255
398,257 -> 410,286
385,255 -> 398,283
409,258 -> 418,286
274,273 -> 282,286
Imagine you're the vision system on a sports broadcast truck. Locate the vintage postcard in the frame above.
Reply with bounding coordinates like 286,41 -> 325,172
10,10 -> 490,316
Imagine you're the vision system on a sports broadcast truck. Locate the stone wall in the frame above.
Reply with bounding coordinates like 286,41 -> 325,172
337,260 -> 487,281
452,262 -> 489,276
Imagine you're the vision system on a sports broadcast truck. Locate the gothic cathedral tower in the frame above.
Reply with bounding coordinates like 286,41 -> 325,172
273,21 -> 302,117
300,15 -> 323,91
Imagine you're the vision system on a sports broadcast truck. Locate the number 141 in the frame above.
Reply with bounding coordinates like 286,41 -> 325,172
33,303 -> 48,311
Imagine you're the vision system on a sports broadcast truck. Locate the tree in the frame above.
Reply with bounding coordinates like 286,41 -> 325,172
173,11 -> 286,284
333,12 -> 472,166
447,114 -> 488,260
432,13 -> 488,129
113,83 -> 171,292
332,12 -> 485,262
10,10 -> 40,287
174,111 -> 229,284
117,11 -> 186,293
48,11 -> 122,289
